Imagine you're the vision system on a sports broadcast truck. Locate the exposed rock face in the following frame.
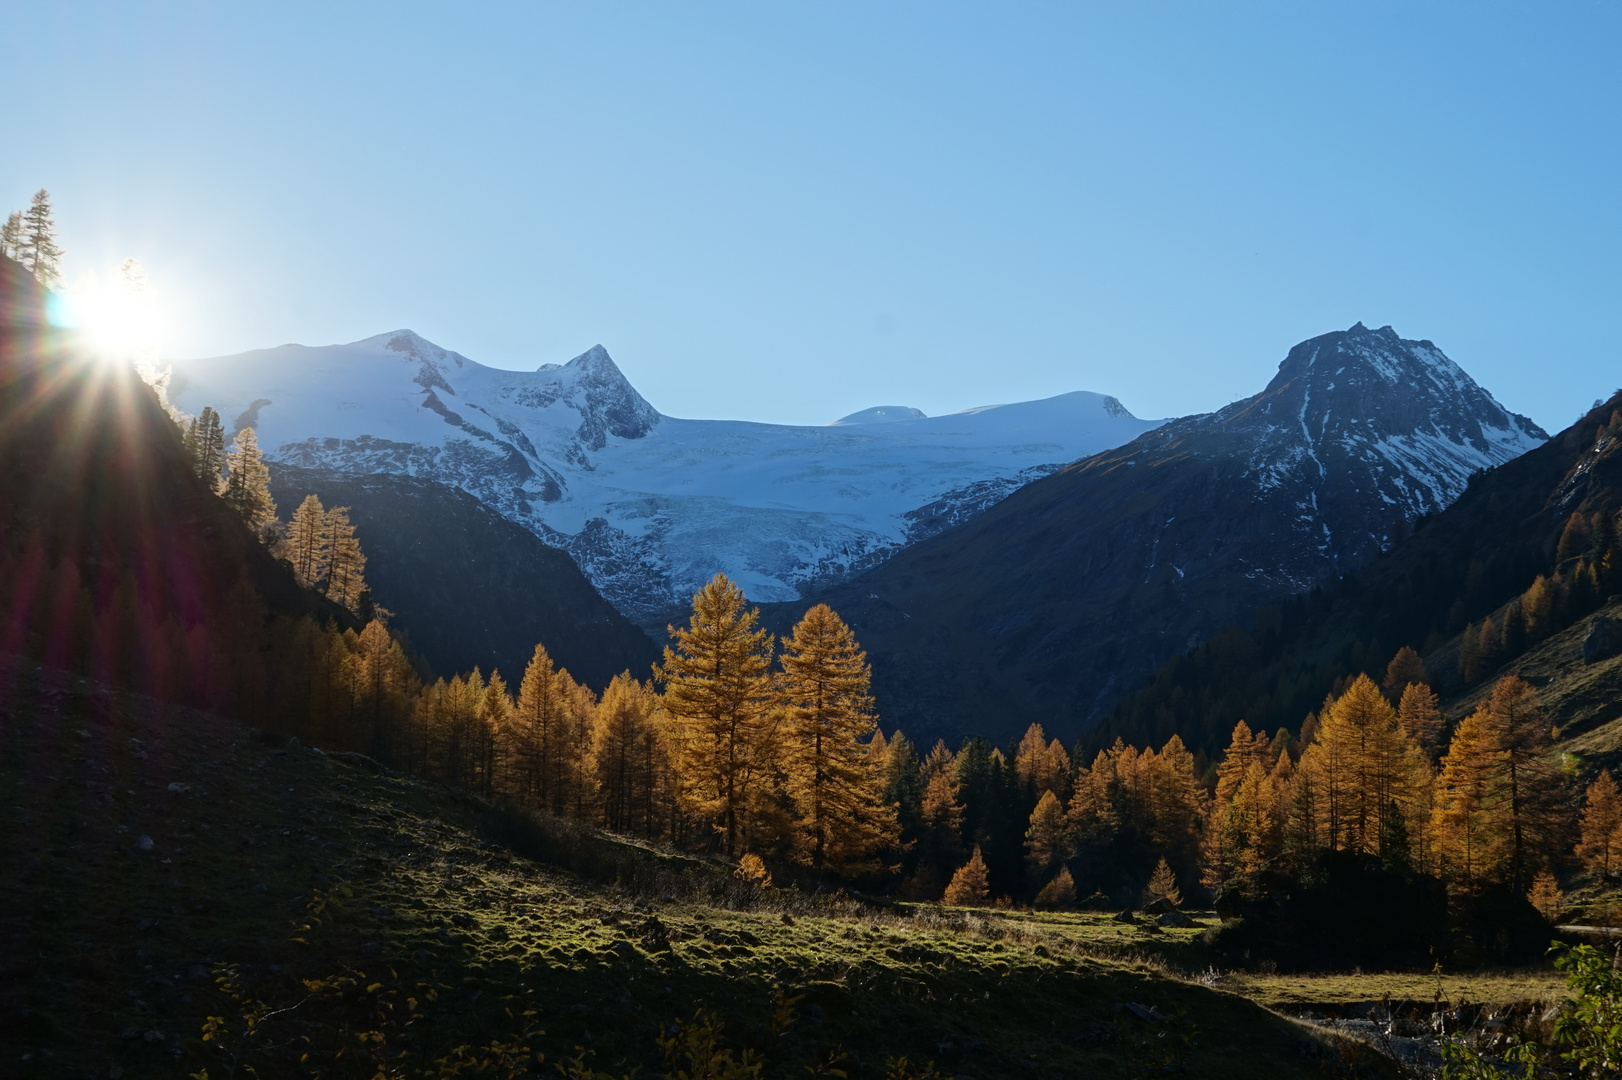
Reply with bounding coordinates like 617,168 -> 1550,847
775,323 -> 1547,747
1584,616 -> 1622,665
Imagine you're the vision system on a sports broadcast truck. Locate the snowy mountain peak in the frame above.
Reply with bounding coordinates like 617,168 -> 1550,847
1120,324 -> 1548,573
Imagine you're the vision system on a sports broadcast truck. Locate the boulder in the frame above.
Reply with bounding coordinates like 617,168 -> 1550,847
1158,910 -> 1197,928
1584,617 -> 1622,664
1142,896 -> 1175,916
1112,909 -> 1138,924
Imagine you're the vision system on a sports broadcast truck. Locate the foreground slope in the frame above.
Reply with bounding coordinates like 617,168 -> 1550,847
779,323 -> 1544,747
164,332 -> 1164,626
268,466 -> 658,688
0,657 -> 1389,1079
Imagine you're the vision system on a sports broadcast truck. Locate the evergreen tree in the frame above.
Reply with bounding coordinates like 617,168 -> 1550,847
1576,770 -> 1622,878
323,506 -> 368,613
779,603 -> 897,874
656,573 -> 776,856
220,427 -> 277,541
942,845 -> 991,907
19,189 -> 63,287
285,494 -> 331,589
877,729 -> 924,840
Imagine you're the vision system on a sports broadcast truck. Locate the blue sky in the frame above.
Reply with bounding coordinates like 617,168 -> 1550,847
2,2 -> 1617,429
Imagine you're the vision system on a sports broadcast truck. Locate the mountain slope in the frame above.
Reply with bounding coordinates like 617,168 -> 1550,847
773,323 -> 1545,748
269,466 -> 658,688
164,332 -> 1164,626
1101,387 -> 1622,760
0,254 -> 349,717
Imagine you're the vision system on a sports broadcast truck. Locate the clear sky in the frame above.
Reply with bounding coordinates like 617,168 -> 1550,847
2,2 -> 1617,430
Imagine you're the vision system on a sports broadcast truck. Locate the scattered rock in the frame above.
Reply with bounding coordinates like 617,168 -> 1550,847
1112,909 -> 1138,924
1120,1002 -> 1165,1024
166,782 -> 191,795
136,835 -> 155,853
1142,896 -> 1175,916
640,916 -> 672,951
1158,911 -> 1197,928
360,942 -> 382,957
1584,617 -> 1622,664
450,912 -> 475,929
781,913 -> 796,926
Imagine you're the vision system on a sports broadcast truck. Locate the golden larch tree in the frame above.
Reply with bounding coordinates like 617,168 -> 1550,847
1482,675 -> 1565,890
323,506 -> 368,613
1024,789 -> 1072,879
284,494 -> 331,589
220,427 -> 277,542
1576,770 -> 1622,878
1431,701 -> 1504,887
508,643 -> 574,812
1015,723 -> 1073,802
656,573 -> 777,856
1034,866 -> 1076,909
1384,646 -> 1429,697
1398,681 -> 1443,758
943,845 -> 991,907
779,603 -> 897,874
591,672 -> 669,836
1300,674 -> 1422,859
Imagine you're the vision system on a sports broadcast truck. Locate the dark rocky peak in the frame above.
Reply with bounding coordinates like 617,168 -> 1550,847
1182,322 -> 1546,452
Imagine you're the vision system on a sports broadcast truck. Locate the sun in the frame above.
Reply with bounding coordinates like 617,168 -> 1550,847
59,258 -> 169,364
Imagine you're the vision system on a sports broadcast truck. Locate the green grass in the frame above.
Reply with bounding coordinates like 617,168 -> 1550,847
1,658 -> 1409,1078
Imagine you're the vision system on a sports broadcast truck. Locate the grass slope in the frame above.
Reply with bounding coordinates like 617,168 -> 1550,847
0,656 -> 1404,1080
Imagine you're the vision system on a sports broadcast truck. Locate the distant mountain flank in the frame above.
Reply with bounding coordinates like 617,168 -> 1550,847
165,331 -> 1166,627
770,323 -> 1548,748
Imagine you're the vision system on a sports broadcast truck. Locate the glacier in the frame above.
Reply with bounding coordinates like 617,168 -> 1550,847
163,330 -> 1165,626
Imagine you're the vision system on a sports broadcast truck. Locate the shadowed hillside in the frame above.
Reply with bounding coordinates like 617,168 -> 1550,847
268,465 -> 659,689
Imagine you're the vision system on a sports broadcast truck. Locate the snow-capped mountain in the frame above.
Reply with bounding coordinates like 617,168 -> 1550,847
164,330 -> 1165,625
774,323 -> 1549,746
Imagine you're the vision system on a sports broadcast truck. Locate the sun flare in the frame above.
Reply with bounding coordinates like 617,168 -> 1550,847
60,258 -> 168,363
